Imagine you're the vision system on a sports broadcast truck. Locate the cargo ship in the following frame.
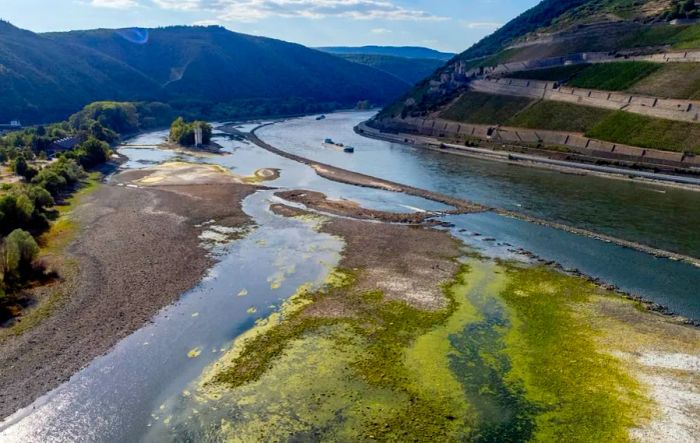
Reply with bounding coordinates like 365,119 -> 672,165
323,138 -> 354,153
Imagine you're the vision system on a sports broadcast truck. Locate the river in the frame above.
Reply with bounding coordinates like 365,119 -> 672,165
257,111 -> 700,259
1,113 -> 698,441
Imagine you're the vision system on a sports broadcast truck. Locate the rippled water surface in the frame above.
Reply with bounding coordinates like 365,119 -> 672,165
258,111 -> 700,257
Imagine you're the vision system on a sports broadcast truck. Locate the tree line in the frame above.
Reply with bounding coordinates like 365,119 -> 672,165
0,101 -> 164,307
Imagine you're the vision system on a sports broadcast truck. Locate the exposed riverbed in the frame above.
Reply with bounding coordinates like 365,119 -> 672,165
1,115 -> 698,441
257,111 -> 700,259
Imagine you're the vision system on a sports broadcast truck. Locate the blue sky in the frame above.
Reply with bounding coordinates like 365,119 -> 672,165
0,0 -> 540,52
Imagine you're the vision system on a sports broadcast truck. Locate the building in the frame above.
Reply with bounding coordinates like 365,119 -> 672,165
47,136 -> 81,157
0,120 -> 22,134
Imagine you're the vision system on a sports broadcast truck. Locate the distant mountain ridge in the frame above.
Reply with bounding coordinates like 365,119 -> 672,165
319,46 -> 454,61
0,22 -> 409,123
333,54 -> 444,85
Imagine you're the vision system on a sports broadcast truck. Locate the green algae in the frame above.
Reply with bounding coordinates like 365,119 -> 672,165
499,264 -> 648,442
164,258 -> 650,442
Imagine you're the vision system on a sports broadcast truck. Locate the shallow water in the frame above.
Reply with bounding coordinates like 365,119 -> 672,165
2,115 -> 699,440
0,191 -> 343,442
257,111 -> 700,258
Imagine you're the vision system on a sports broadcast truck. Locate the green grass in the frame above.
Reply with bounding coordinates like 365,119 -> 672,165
629,63 -> 700,100
508,100 -> 613,132
566,61 -> 662,91
586,111 -> 700,153
670,23 -> 700,49
508,64 -> 589,81
441,91 -> 534,125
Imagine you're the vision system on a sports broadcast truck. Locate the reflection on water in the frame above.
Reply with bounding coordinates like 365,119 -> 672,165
257,111 -> 700,257
0,191 -> 343,442
444,212 -> 700,320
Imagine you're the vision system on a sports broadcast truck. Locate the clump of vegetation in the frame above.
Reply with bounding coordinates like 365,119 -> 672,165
566,61 -> 662,91
661,0 -> 699,21
0,229 -> 39,299
169,117 -> 213,146
441,91 -> 534,125
586,110 -> 700,153
508,100 -> 613,132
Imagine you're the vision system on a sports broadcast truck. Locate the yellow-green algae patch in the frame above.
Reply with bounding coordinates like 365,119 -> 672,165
498,263 -> 649,442
167,259 -> 655,441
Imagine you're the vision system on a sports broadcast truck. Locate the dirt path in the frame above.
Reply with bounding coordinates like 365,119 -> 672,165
0,170 -> 258,419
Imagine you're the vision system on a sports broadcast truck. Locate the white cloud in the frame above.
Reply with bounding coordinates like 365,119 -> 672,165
145,0 -> 446,22
463,21 -> 502,30
371,27 -> 391,34
152,0 -> 201,10
90,0 -> 138,8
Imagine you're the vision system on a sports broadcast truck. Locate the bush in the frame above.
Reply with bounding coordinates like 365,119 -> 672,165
1,229 -> 39,291
72,137 -> 111,168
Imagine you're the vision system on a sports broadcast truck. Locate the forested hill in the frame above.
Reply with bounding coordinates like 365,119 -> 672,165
0,22 -> 409,123
0,21 -> 161,123
333,54 -> 445,85
319,46 -> 454,60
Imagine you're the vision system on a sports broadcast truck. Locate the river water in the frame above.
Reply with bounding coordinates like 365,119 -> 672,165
257,111 -> 700,258
1,114 -> 699,441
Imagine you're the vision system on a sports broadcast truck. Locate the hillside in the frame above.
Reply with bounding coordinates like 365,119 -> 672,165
319,46 -> 454,60
334,54 -> 444,84
0,23 -> 409,123
373,0 -> 700,172
0,21 -> 161,123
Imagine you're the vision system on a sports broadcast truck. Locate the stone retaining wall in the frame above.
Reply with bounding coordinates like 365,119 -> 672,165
375,117 -> 700,170
469,78 -> 700,122
463,49 -> 700,78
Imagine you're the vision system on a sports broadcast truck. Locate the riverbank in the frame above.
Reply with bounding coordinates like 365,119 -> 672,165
0,163 -> 258,419
357,121 -> 700,190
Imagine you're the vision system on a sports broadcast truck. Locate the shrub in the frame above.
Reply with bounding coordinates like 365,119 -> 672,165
0,229 -> 39,290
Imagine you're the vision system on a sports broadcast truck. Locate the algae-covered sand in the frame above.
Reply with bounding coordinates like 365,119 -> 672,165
144,206 -> 700,442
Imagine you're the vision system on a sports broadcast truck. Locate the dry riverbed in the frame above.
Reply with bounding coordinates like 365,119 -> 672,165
0,162 -> 258,419
0,145 -> 697,441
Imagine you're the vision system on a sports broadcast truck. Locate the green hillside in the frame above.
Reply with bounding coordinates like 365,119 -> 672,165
319,46 -> 454,60
335,54 -> 443,84
0,21 -> 161,123
0,22 -> 409,123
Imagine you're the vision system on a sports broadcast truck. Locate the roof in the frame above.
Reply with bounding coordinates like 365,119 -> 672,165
51,136 -> 81,150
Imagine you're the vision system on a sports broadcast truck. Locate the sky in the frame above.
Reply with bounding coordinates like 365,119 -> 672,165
0,0 -> 540,53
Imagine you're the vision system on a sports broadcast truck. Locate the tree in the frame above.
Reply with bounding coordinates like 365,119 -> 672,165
12,156 -> 37,181
74,137 -> 110,168
0,229 -> 39,296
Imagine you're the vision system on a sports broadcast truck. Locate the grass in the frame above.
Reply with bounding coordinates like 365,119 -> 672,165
508,64 -> 589,81
670,23 -> 700,49
586,111 -> 700,154
566,62 -> 662,91
441,91 -> 534,125
508,100 -> 613,133
629,62 -> 700,100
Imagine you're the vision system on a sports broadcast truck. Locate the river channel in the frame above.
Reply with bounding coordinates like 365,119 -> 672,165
1,113 -> 698,441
